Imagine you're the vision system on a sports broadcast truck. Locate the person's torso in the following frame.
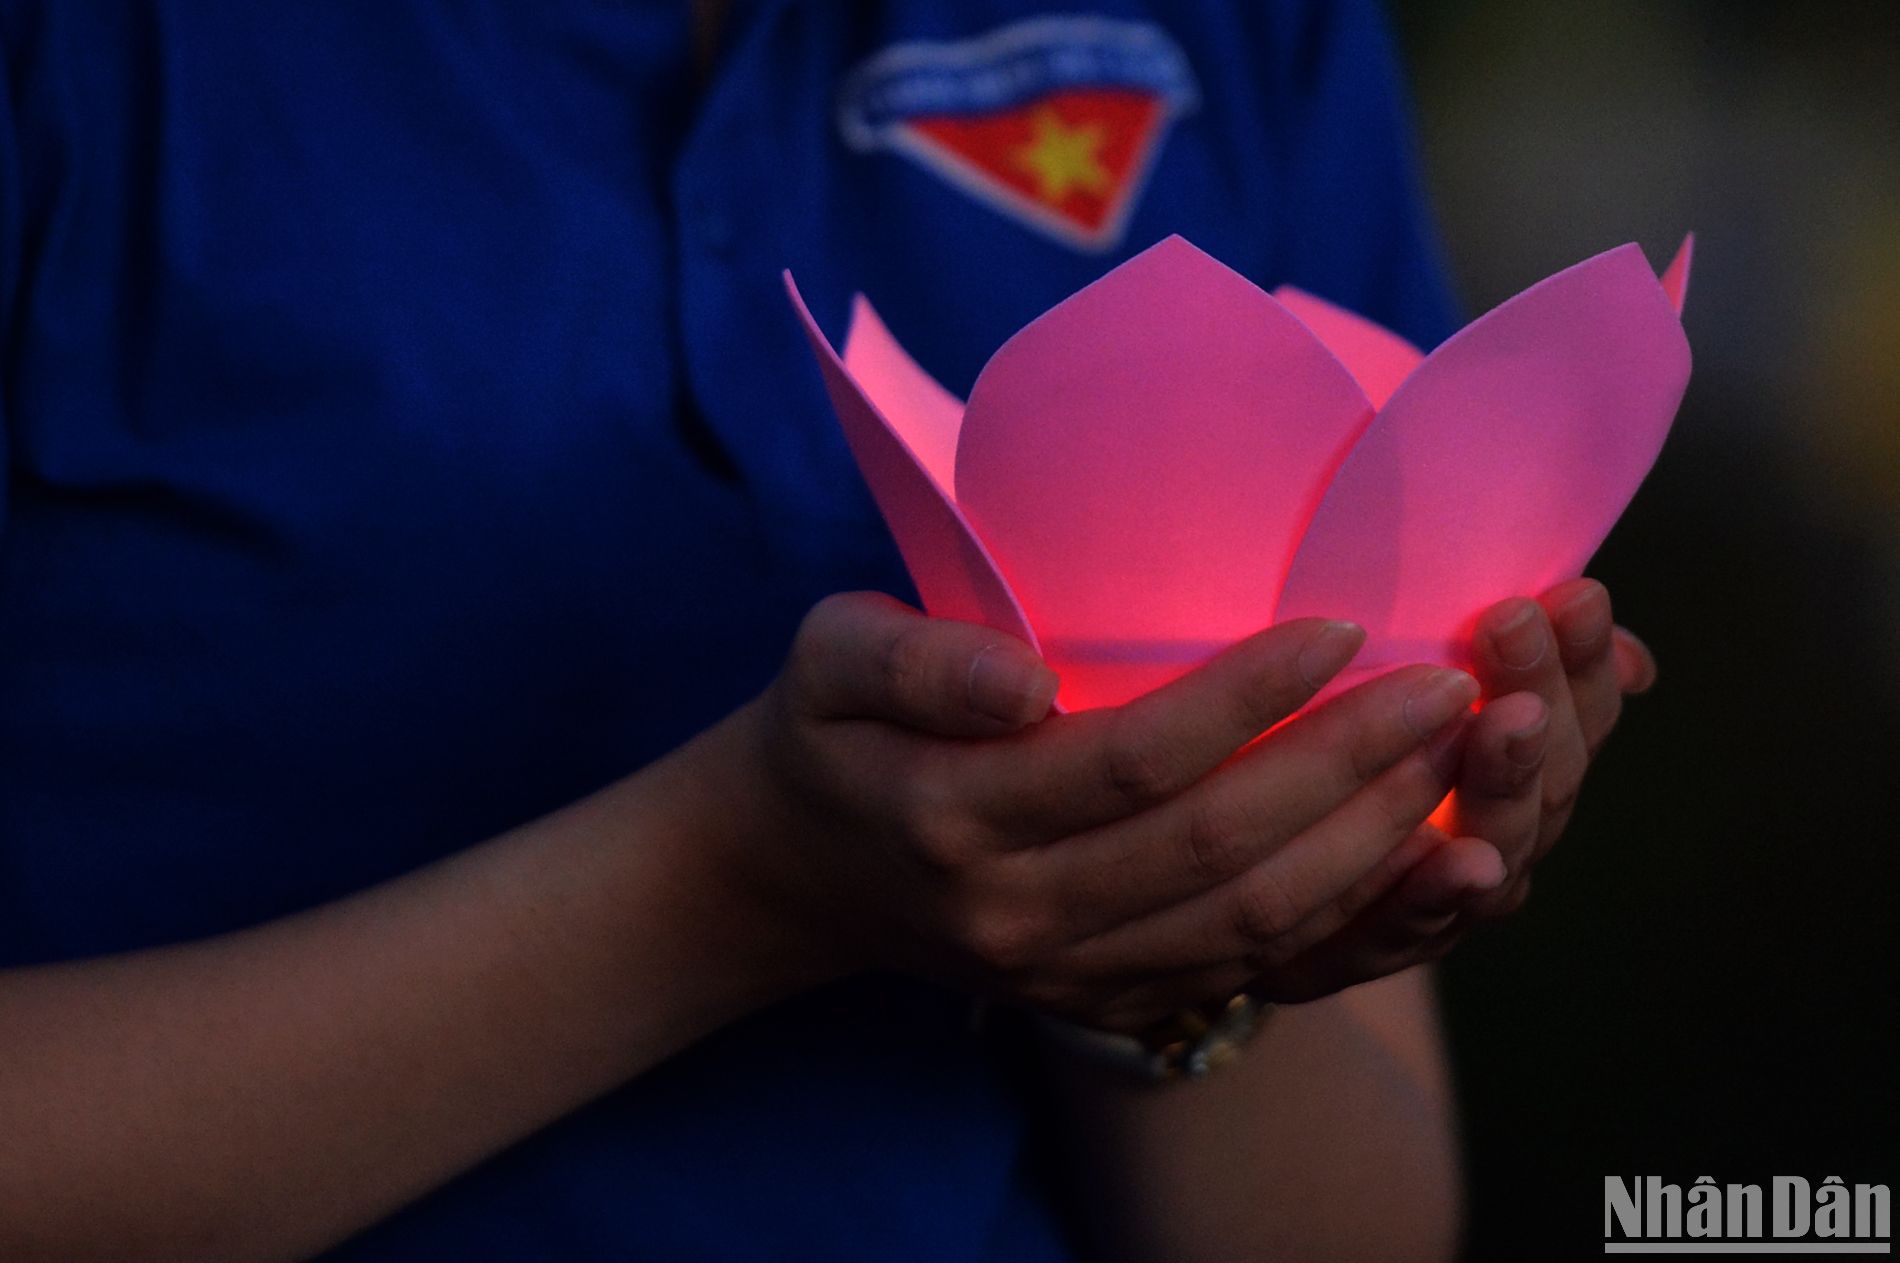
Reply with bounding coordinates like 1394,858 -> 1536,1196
0,2 -> 1455,1257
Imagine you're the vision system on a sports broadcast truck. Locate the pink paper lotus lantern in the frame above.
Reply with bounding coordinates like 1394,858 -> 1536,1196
787,235 -> 1692,712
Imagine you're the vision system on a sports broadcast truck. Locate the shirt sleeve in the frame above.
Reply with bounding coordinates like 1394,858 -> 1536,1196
1271,0 -> 1463,349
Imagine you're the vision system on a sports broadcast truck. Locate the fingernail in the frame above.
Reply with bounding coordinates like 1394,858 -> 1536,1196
1625,636 -> 1660,694
968,647 -> 1058,724
1412,847 -> 1507,915
1558,584 -> 1612,650
1466,848 -> 1510,892
1491,601 -> 1546,670
1296,621 -> 1365,690
1505,712 -> 1551,769
1404,669 -> 1480,739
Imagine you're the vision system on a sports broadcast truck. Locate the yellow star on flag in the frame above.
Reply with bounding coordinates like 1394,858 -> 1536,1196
1013,107 -> 1110,205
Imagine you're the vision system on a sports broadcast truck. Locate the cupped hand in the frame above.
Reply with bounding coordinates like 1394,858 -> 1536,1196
1442,577 -> 1658,919
1154,577 -> 1661,995
712,592 -> 1506,1034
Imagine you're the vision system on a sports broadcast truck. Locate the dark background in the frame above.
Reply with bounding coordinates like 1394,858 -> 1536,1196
1391,2 -> 1900,1255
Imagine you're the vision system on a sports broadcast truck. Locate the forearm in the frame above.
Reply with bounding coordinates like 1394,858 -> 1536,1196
1040,967 -> 1463,1263
0,717 -> 813,1262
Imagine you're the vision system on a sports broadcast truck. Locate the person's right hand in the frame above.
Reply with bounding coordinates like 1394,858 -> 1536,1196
702,593 -> 1508,1034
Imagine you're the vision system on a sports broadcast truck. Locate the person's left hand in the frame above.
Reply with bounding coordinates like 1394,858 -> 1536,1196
1236,579 -> 1656,999
1439,577 -> 1658,920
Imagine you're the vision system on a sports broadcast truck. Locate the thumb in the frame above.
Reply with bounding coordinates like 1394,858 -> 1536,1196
789,592 -> 1059,737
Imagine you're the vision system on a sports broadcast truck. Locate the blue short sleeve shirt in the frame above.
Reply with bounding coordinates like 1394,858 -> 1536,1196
0,3 -> 1456,1257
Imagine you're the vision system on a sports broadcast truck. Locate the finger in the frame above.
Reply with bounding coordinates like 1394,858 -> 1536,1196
1471,595 -> 1588,854
1260,837 -> 1503,1001
1046,821 -> 1445,989
1303,819 -> 1448,943
789,592 -> 1058,737
1446,690 -> 1548,906
1460,871 -> 1533,927
1612,627 -> 1658,694
1021,665 -> 1479,932
962,618 -> 1367,838
1543,580 -> 1622,757
1048,720 -> 1469,977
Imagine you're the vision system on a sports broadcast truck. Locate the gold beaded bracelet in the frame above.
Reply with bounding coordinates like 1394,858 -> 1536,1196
1036,991 -> 1273,1083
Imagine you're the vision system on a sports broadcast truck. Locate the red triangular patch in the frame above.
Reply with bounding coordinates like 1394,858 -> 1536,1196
899,88 -> 1169,249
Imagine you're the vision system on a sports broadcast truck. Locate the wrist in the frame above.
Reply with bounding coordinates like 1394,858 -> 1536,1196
639,700 -> 853,1005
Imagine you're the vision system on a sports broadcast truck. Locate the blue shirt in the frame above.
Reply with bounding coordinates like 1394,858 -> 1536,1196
0,2 -> 1457,1258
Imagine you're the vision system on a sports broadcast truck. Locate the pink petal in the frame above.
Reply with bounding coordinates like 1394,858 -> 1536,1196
955,236 -> 1375,711
785,273 -> 1039,651
1272,285 -> 1426,408
1659,232 -> 1694,315
841,296 -> 965,504
1274,242 -> 1691,676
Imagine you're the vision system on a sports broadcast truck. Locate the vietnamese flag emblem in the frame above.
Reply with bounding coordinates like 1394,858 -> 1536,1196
838,18 -> 1200,252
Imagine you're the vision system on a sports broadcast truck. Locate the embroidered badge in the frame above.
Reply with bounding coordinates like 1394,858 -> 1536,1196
837,16 -> 1200,252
